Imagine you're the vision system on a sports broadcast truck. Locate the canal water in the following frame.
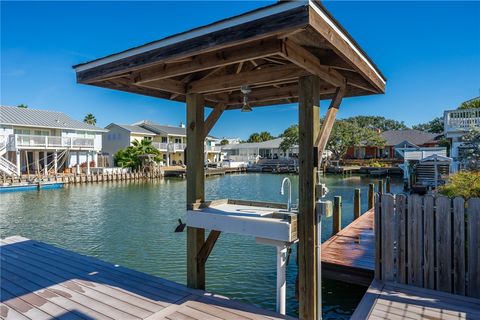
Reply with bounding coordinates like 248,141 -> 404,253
0,173 -> 403,318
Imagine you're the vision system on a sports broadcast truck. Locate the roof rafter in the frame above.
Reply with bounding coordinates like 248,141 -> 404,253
133,38 -> 282,85
187,64 -> 308,94
279,38 -> 346,88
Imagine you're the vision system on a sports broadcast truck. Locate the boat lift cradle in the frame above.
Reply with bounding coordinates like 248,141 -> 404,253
187,199 -> 298,315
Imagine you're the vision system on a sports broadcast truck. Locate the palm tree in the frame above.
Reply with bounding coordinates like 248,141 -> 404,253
132,139 -> 158,155
115,138 -> 161,169
83,113 -> 97,125
259,131 -> 273,142
247,133 -> 261,143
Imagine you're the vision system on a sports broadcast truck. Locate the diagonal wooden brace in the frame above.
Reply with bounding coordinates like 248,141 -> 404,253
315,86 -> 346,167
203,103 -> 226,140
196,230 -> 221,265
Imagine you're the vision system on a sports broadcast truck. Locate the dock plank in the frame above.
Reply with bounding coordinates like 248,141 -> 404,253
321,208 -> 375,285
351,280 -> 480,320
0,236 -> 294,320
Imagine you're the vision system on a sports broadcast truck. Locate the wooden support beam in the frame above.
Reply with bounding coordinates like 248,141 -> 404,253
333,196 -> 342,236
308,8 -> 385,93
135,78 -> 186,95
354,189 -> 361,220
368,183 -> 375,209
204,104 -> 226,139
314,86 -> 346,162
196,230 -> 221,265
186,93 -> 206,290
225,85 -> 300,105
187,64 -> 308,94
280,38 -> 346,88
134,38 -> 282,84
236,62 -> 244,74
298,75 -> 320,320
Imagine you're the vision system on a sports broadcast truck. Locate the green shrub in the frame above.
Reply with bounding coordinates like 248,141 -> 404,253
365,160 -> 385,168
438,171 -> 480,199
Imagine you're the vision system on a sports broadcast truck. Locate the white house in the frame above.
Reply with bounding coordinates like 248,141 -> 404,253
102,120 -> 222,166
0,105 -> 106,176
102,123 -> 157,165
222,138 -> 298,163
443,97 -> 480,170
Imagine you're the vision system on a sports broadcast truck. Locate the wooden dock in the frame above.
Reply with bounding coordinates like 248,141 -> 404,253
0,236 -> 293,320
321,208 -> 375,286
163,166 -> 246,178
325,165 -> 360,175
351,280 -> 480,319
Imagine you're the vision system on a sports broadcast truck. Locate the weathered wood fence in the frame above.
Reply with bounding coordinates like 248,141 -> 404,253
375,193 -> 480,298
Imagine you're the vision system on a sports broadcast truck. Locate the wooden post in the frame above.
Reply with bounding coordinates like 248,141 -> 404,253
298,75 -> 320,320
354,188 -> 361,220
333,196 -> 342,236
386,176 -> 391,193
186,93 -> 206,290
378,180 -> 384,195
368,183 -> 375,209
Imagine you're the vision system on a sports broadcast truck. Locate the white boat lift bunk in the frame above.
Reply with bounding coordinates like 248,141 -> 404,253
187,199 -> 297,314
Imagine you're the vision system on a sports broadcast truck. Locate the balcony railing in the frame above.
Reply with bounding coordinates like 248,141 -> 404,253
150,142 -> 220,152
10,134 -> 95,149
206,145 -> 221,152
170,143 -> 187,152
444,108 -> 480,132
152,142 -> 169,150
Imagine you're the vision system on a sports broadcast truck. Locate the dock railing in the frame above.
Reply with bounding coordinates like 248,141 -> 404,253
374,193 -> 480,298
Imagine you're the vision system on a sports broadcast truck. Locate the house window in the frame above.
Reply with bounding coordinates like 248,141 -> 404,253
161,137 -> 168,143
14,129 -> 30,135
34,130 -> 49,136
174,138 -> 182,144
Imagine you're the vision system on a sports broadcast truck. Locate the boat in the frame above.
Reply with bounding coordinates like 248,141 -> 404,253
0,181 -> 64,193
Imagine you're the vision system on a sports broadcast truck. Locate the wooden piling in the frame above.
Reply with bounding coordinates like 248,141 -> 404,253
298,75 -> 320,320
186,93 -> 206,290
386,176 -> 391,193
333,196 -> 342,236
378,180 -> 384,195
368,183 -> 375,209
354,189 -> 361,220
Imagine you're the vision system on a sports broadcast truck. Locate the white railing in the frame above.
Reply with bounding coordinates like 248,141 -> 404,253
152,142 -> 169,150
11,134 -> 94,149
444,108 -> 480,132
0,135 -> 5,150
0,156 -> 18,176
206,145 -> 221,152
170,143 -> 187,152
151,142 -> 219,152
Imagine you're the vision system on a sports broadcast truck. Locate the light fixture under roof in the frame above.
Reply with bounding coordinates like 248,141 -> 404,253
240,85 -> 252,112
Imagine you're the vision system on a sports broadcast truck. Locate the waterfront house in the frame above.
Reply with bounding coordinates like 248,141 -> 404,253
443,97 -> 480,170
102,123 -> 157,166
346,129 -> 440,160
222,138 -> 298,163
102,120 -> 221,166
0,105 -> 106,176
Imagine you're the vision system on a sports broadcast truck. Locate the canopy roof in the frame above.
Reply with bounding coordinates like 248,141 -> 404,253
74,1 -> 386,109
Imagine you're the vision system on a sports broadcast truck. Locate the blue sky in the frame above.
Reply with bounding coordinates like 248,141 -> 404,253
1,1 -> 479,139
